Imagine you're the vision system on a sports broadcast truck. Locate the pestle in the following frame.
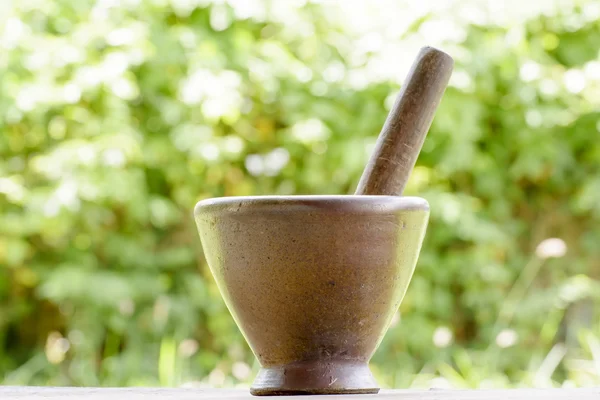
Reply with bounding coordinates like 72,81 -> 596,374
355,46 -> 454,196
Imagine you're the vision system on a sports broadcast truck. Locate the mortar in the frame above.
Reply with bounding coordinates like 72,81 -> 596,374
194,47 -> 454,395
195,195 -> 428,394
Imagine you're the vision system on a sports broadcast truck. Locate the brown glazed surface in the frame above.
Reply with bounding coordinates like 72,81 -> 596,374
194,195 -> 429,395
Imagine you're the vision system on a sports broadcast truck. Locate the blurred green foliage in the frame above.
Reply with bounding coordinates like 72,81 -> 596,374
1,0 -> 600,390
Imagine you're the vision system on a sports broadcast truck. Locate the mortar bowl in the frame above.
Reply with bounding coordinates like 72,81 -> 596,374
194,195 -> 429,395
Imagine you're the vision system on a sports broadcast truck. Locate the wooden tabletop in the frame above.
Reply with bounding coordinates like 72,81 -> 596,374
1,387 -> 599,399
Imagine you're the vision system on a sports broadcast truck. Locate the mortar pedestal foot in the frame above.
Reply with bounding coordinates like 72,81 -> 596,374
250,360 -> 380,396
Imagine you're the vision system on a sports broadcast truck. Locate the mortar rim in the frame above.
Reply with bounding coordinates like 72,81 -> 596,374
194,195 -> 429,216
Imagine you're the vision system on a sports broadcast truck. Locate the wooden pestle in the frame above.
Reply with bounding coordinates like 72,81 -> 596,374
355,46 -> 454,196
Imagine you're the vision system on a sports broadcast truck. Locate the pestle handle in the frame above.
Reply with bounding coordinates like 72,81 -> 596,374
355,46 -> 454,196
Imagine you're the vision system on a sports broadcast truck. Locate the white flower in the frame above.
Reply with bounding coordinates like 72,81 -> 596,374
496,329 -> 518,348
432,326 -> 453,348
535,238 -> 567,259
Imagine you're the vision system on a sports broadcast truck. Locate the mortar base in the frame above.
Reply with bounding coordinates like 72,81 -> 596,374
250,360 -> 380,396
